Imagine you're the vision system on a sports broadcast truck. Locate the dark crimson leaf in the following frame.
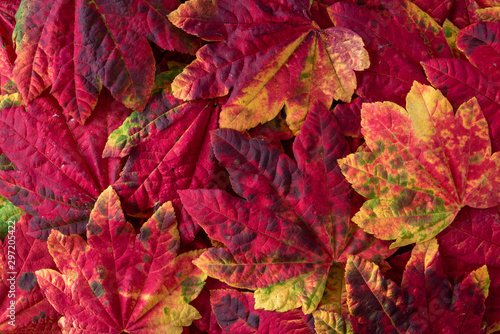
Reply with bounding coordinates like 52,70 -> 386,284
450,0 -> 481,28
437,206 -> 500,333
12,0 -> 199,124
211,289 -> 314,334
247,112 -> 294,151
333,97 -> 371,138
346,239 -> 490,333
0,215 -> 60,332
109,92 -> 223,243
422,58 -> 500,151
180,102 -> 392,313
329,0 -> 451,105
36,187 -> 207,333
0,91 -> 130,239
169,0 -> 370,133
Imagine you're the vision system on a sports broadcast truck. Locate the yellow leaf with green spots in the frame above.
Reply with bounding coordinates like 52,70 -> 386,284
338,81 -> 500,248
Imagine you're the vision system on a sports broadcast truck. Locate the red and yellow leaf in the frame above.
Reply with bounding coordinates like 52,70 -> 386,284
180,102 -> 392,314
168,0 -> 369,133
339,81 -> 500,247
36,187 -> 207,334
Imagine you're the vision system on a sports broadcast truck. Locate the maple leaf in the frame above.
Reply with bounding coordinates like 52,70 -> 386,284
179,102 -> 392,314
12,0 -> 199,124
437,206 -> 500,333
346,238 -> 490,333
329,0 -> 452,105
0,91 -> 130,239
210,289 -> 314,334
36,187 -> 207,334
338,81 -> 500,248
168,0 -> 370,133
107,91 -> 224,243
422,58 -> 500,152
0,214 -> 60,332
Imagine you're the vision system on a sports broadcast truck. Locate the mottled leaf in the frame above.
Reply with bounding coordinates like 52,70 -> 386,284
346,239 -> 490,333
339,81 -> 500,247
211,289 -> 314,334
0,214 -> 60,333
36,187 -> 207,334
13,0 -> 199,124
180,102 -> 392,314
169,0 -> 370,133
0,91 -> 130,239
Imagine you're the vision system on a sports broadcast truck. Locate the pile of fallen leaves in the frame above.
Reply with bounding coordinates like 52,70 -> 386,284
0,0 -> 499,333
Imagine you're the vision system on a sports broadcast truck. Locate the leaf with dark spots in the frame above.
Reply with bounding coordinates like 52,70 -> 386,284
437,206 -> 500,333
339,82 -> 500,248
0,214 -> 60,332
36,187 -> 207,334
110,92 -> 224,243
0,91 -> 131,240
12,0 -> 199,124
168,0 -> 370,133
210,289 -> 315,334
422,58 -> 500,152
180,102 -> 392,314
329,0 -> 451,105
346,239 -> 490,333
